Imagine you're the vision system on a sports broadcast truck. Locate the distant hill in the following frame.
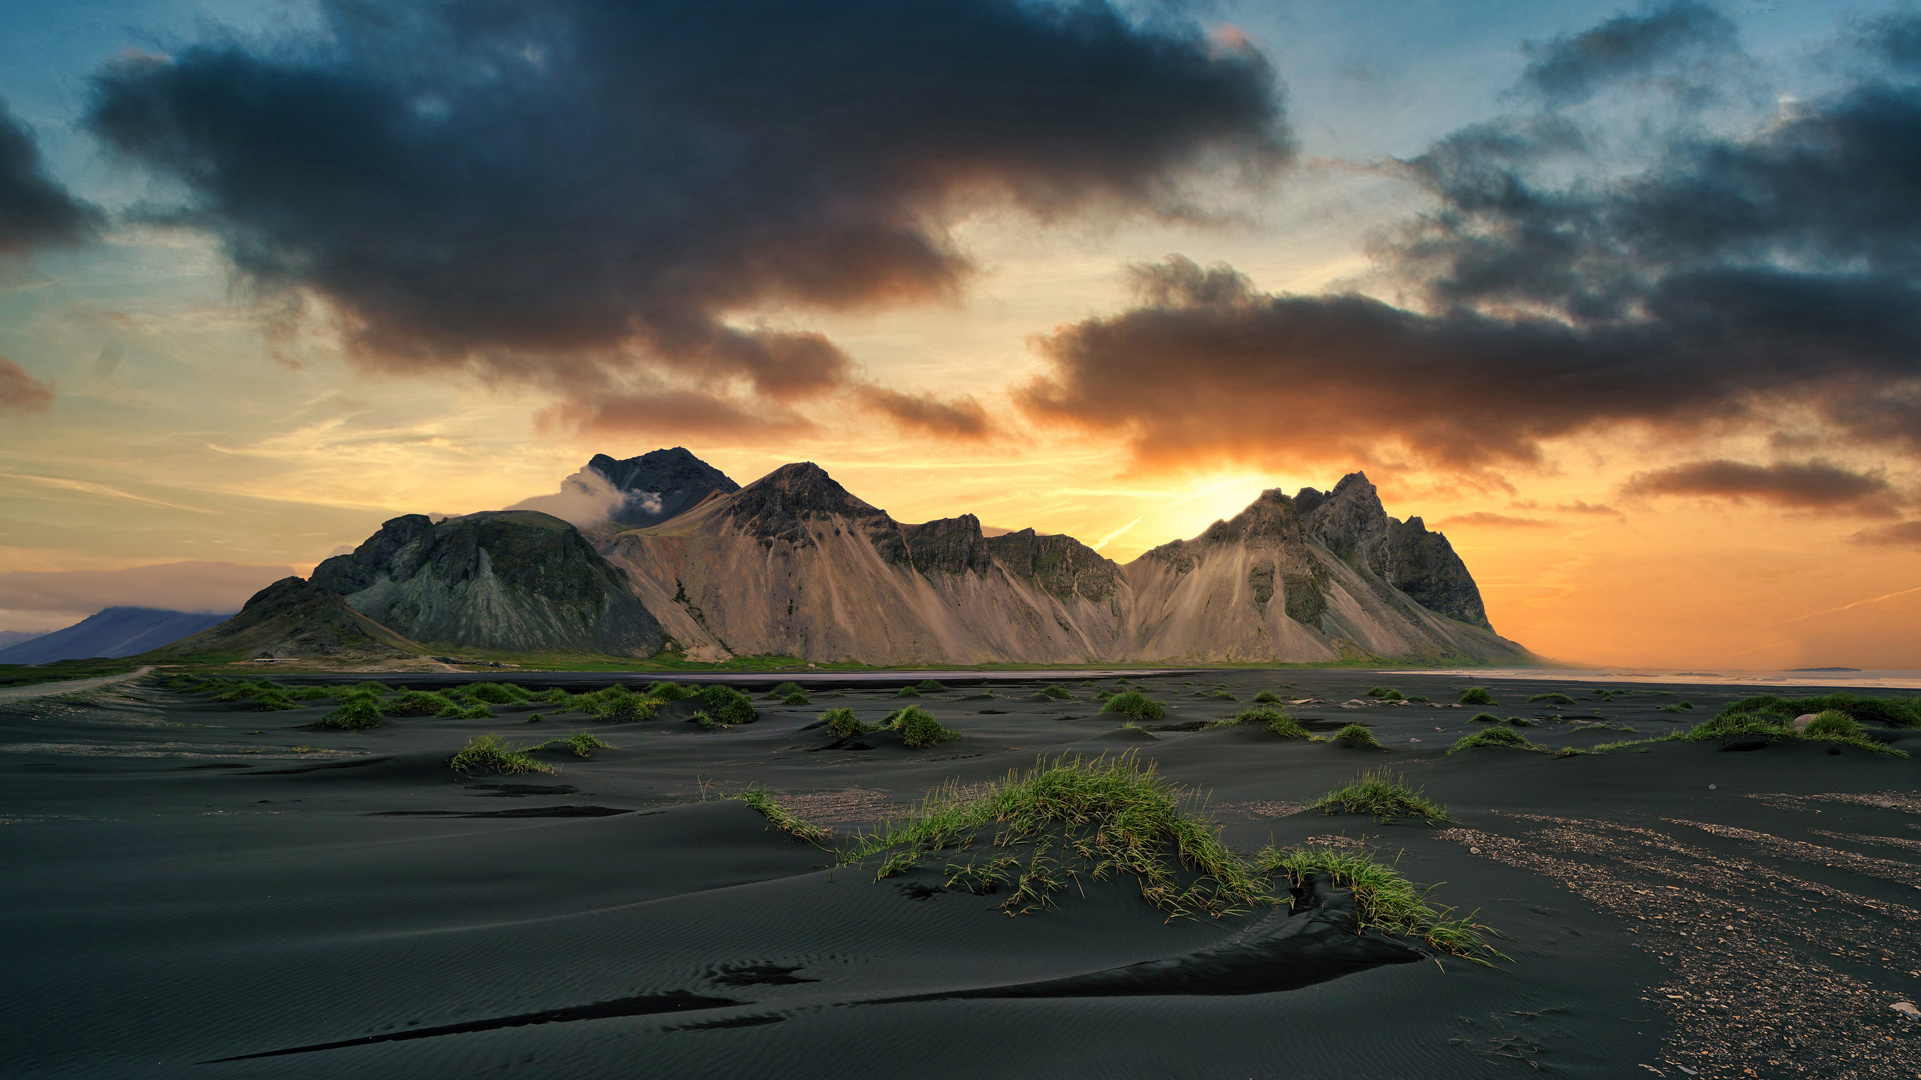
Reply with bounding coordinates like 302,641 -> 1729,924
145,578 -> 422,661
0,608 -> 231,664
312,511 -> 662,656
0,630 -> 45,652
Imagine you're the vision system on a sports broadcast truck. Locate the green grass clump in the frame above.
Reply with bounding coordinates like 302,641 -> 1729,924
894,685 -> 923,698
1253,690 -> 1283,704
820,707 -> 881,739
768,681 -> 806,698
1805,710 -> 1862,738
1209,689 -> 1237,701
1100,690 -> 1166,722
448,734 -> 552,775
1448,727 -> 1547,754
577,684 -> 658,722
1656,701 -> 1694,713
1503,716 -> 1539,727
1366,686 -> 1404,700
1308,768 -> 1449,823
566,731 -> 610,758
1253,845 -> 1503,962
251,686 -> 298,711
916,679 -> 946,692
1224,707 -> 1310,739
699,684 -> 759,726
1527,692 -> 1574,705
444,704 -> 494,720
645,681 -> 698,701
781,691 -> 810,706
1333,722 -> 1380,747
737,788 -> 834,845
384,689 -> 458,716
319,693 -> 384,730
889,706 -> 961,748
840,752 -> 1267,918
460,682 -> 531,705
1036,685 -> 1073,701
1468,712 -> 1501,723
1458,687 -> 1498,706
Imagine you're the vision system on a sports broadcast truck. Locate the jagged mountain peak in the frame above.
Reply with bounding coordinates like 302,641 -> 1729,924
587,447 -> 740,528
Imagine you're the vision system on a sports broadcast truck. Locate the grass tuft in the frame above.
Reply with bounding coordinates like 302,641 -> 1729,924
1526,692 -> 1574,705
894,685 -> 923,698
887,705 -> 961,748
1100,690 -> 1166,722
319,692 -> 384,730
1468,712 -> 1501,723
820,707 -> 880,739
1253,690 -> 1283,704
1447,727 -> 1547,754
1036,685 -> 1073,701
698,684 -> 759,726
1332,722 -> 1381,747
1458,687 -> 1498,706
567,731 -> 610,758
645,681 -> 698,701
1253,845 -> 1504,963
737,788 -> 834,845
1221,707 -> 1310,739
1366,686 -> 1404,700
915,679 -> 946,692
1208,689 -> 1237,700
767,681 -> 805,699
1805,710 -> 1862,738
448,734 -> 553,775
1308,768 -> 1450,823
384,689 -> 458,716
781,691 -> 810,706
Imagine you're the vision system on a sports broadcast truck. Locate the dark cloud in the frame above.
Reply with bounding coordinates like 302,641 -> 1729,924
1848,519 -> 1921,547
86,0 -> 1286,429
1517,0 -> 1740,108
1022,10 -> 1921,476
0,356 -> 55,413
0,98 -> 97,255
858,386 -> 992,439
1620,459 -> 1902,515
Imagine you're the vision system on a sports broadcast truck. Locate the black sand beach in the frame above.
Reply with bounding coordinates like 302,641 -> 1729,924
5,670 -> 1918,1078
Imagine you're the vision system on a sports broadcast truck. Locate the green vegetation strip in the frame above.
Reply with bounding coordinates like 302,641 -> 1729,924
1309,768 -> 1450,823
737,788 -> 835,845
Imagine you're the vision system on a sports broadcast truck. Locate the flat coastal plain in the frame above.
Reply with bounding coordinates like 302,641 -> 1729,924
5,670 -> 1919,1079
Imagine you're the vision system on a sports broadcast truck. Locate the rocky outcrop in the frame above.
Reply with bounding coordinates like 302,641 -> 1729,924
146,578 -> 421,661
313,511 -> 662,656
588,447 -> 740,528
593,460 -> 1526,665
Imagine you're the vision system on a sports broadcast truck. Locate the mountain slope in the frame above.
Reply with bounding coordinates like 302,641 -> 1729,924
593,461 -> 1527,664
145,579 -> 421,661
587,447 -> 741,528
313,511 -> 663,656
0,608 -> 233,663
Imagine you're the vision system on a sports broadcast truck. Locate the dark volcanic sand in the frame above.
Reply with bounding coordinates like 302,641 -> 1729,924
4,670 -> 1919,1078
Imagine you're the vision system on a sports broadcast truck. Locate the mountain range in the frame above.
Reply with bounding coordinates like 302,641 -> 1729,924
0,607 -> 232,664
166,449 -> 1527,664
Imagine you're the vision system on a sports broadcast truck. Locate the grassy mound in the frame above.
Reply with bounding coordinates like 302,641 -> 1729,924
780,691 -> 810,706
1680,707 -> 1904,756
645,680 -> 698,701
738,789 -> 834,845
1332,722 -> 1380,747
582,684 -> 658,722
449,734 -> 552,775
886,705 -> 960,748
1726,691 -> 1921,729
384,690 -> 458,716
915,679 -> 946,692
1468,712 -> 1501,723
894,685 -> 923,698
1222,707 -> 1310,739
1458,687 -> 1498,706
699,684 -> 759,726
567,732 -> 610,758
1253,690 -> 1283,704
319,692 -> 384,730
1308,768 -> 1449,823
1366,686 -> 1404,700
767,681 -> 805,699
820,707 -> 881,739
1036,685 -> 1073,701
1526,692 -> 1574,705
460,682 -> 531,705
1253,845 -> 1503,962
841,753 -> 1265,918
1806,710 -> 1862,738
1448,727 -> 1546,754
1208,689 -> 1238,701
1100,690 -> 1166,722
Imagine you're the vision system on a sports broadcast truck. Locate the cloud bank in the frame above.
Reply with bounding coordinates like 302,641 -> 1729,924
0,98 -> 96,256
1021,4 -> 1921,488
505,468 -> 660,528
0,561 -> 299,620
86,0 -> 1287,436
